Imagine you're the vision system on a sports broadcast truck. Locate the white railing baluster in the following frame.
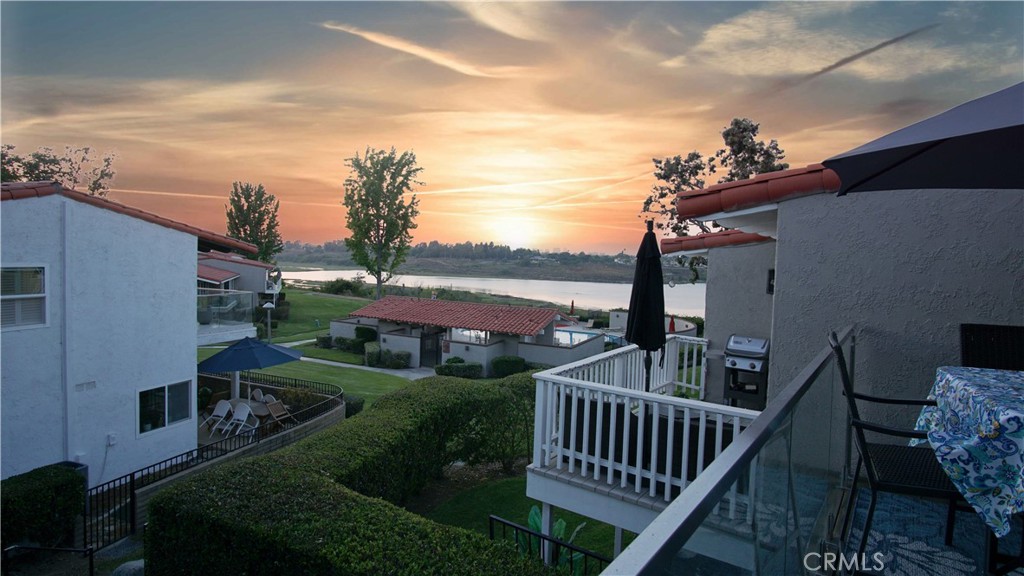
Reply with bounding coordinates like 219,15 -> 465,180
581,389 -> 592,478
594,390 -> 605,481
665,405 -> 676,501
528,335 -> 762,517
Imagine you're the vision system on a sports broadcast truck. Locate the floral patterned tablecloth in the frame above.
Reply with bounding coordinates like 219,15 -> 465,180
914,366 -> 1024,537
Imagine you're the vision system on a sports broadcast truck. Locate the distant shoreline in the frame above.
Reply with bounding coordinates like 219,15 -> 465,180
278,258 -> 705,285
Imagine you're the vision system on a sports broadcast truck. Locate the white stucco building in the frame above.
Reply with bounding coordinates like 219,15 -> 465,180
1,181 -> 257,486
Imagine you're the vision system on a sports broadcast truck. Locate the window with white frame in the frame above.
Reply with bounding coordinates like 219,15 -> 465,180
1,267 -> 46,329
139,381 -> 191,434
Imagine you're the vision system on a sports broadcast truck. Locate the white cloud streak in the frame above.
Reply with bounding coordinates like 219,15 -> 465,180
321,21 -> 525,78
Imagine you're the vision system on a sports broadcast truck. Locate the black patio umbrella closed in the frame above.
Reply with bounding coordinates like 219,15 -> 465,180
625,221 -> 666,392
824,82 -> 1024,195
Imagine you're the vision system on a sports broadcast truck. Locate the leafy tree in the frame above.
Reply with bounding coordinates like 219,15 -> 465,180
641,118 -> 788,282
225,182 -> 283,263
641,118 -> 788,237
342,147 -> 423,300
1,144 -> 116,196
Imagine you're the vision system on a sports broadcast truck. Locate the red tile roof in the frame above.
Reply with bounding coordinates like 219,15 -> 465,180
351,296 -> 560,336
676,164 -> 841,220
198,263 -> 240,284
1,181 -> 257,255
661,230 -> 773,255
198,250 -> 276,270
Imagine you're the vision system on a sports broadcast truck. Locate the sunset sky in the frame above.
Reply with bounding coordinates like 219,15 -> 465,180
3,2 -> 1022,254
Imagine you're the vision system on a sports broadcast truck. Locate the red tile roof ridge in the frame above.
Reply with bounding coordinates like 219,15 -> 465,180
351,295 -> 561,336
1,181 -> 257,255
676,164 -> 840,220
660,230 -> 773,255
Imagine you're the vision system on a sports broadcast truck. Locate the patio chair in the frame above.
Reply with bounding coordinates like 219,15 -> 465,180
221,402 -> 256,436
828,331 -> 965,558
250,388 -> 264,402
266,400 -> 297,427
263,394 -> 277,404
200,399 -> 232,431
961,323 -> 1024,371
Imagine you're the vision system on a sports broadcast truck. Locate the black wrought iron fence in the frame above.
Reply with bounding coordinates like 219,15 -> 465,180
82,372 -> 343,551
488,515 -> 611,575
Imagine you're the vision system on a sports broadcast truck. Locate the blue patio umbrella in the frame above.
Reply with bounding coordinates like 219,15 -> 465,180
198,337 -> 302,399
625,221 -> 667,392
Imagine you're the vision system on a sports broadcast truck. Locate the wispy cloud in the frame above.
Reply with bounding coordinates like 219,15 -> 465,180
321,21 -> 525,78
446,2 -> 558,42
418,176 -> 621,196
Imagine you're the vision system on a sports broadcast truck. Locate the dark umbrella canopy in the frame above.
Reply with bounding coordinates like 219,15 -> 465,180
197,337 -> 303,373
824,82 -> 1024,195
626,222 -> 666,391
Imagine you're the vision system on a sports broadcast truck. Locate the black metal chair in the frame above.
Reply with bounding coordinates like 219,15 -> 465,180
828,331 -> 965,559
960,323 -> 1024,575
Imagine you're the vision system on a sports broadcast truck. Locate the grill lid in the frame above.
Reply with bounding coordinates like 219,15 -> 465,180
725,334 -> 770,359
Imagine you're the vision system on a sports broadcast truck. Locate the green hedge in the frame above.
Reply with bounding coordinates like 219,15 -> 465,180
435,362 -> 483,379
1,462 -> 86,548
345,394 -> 365,418
146,459 -> 545,576
364,342 -> 381,367
334,336 -> 367,354
145,375 -> 545,575
490,355 -> 527,378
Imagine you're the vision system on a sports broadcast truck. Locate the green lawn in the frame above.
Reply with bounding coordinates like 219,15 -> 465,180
424,476 -> 634,561
293,343 -> 365,365
270,291 -> 369,343
197,348 -> 409,407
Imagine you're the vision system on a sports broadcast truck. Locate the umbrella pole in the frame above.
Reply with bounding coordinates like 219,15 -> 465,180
232,372 -> 240,400
644,351 -> 652,393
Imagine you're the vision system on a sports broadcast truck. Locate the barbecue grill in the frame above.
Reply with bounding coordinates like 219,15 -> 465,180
723,334 -> 770,410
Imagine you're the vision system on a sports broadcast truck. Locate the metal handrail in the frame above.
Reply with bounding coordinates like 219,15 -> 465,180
603,325 -> 854,575
488,515 -> 611,574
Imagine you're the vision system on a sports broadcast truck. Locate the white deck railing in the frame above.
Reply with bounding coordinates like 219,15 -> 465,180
532,335 -> 761,522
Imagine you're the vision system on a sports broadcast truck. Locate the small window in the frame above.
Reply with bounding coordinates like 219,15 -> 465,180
1,267 -> 46,329
139,381 -> 191,434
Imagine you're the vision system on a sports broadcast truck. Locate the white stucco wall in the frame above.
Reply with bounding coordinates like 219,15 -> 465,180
520,335 -> 605,368
329,317 -> 378,339
380,331 -> 421,367
703,241 -> 777,405
2,195 -> 199,486
769,189 -> 1024,424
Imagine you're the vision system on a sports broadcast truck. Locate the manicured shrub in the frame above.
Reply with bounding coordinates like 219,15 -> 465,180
364,342 -> 381,367
1,462 -> 86,548
445,356 -> 465,364
316,335 -> 333,349
388,350 -> 411,369
435,362 -> 483,379
146,458 -> 545,576
344,394 -> 365,418
354,326 -> 378,342
491,355 -> 527,378
145,374 -> 548,575
333,337 -> 367,354
464,372 -> 537,473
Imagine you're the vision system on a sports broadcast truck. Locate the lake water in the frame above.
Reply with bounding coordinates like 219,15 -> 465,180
283,269 -> 707,317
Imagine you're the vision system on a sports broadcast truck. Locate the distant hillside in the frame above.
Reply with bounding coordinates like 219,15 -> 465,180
279,240 -> 705,284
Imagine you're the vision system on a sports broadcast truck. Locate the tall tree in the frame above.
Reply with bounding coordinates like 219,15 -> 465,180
641,118 -> 788,237
342,146 -> 422,300
641,118 -> 788,282
225,182 -> 283,263
1,144 -> 116,196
